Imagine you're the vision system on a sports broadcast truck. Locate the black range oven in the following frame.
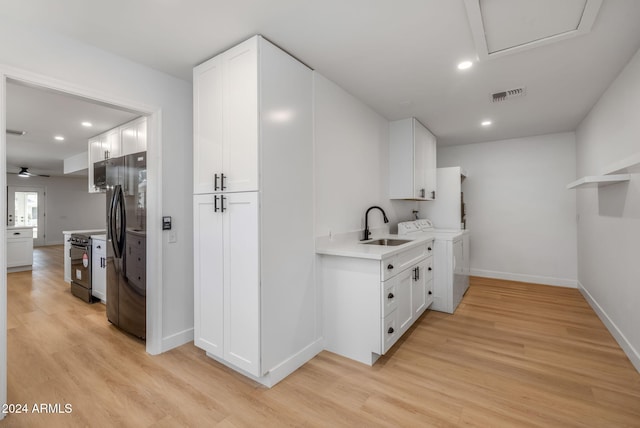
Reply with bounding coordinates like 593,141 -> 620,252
69,233 -> 94,303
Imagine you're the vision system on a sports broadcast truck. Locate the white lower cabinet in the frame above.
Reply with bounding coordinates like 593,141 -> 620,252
194,192 -> 259,375
7,227 -> 34,272
322,240 -> 434,365
64,233 -> 72,282
92,237 -> 107,303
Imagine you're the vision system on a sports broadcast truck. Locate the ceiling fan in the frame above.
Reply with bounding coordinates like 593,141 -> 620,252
14,167 -> 50,178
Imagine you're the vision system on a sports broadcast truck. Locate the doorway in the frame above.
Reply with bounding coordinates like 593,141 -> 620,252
7,185 -> 45,246
1,69 -> 163,412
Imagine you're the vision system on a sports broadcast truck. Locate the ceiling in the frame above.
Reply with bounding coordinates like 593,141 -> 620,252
3,0 -> 640,174
6,82 -> 140,177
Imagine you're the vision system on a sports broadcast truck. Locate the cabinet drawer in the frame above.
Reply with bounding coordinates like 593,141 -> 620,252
93,241 -> 106,256
382,312 -> 399,354
381,280 -> 398,318
8,229 -> 32,239
382,243 -> 428,281
426,279 -> 434,307
425,257 -> 433,282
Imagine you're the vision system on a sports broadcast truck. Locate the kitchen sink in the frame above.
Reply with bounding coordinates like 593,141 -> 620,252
362,238 -> 411,246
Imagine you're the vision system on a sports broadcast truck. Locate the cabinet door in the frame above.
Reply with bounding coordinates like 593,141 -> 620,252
88,136 -> 104,193
223,191 -> 260,375
64,234 -> 71,282
92,240 -> 106,302
414,120 -> 436,200
396,268 -> 413,334
413,119 -> 428,199
105,129 -> 121,159
136,118 -> 147,153
412,259 -> 428,317
193,56 -> 224,194
424,126 -> 437,199
193,194 -> 224,358
7,238 -> 32,267
222,38 -> 259,193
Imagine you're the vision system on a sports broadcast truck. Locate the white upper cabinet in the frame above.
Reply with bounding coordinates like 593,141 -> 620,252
193,37 -> 258,194
120,116 -> 147,155
87,117 -> 146,193
389,117 -> 437,200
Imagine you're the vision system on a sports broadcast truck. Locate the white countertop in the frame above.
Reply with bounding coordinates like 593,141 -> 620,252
316,231 -> 434,260
91,234 -> 107,240
7,226 -> 34,230
62,229 -> 105,235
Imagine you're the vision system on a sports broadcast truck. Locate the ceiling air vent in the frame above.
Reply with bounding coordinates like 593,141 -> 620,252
492,87 -> 526,103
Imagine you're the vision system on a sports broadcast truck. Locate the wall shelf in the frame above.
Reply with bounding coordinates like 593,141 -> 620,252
567,174 -> 631,189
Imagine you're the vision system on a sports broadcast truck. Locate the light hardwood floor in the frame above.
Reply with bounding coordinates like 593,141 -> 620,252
3,246 -> 640,427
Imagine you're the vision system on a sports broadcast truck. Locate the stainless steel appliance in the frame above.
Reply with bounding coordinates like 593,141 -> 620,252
93,159 -> 108,191
70,233 -> 93,303
106,151 -> 147,339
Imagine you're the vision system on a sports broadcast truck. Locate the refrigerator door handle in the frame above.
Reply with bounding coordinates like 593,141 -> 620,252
110,185 -> 125,259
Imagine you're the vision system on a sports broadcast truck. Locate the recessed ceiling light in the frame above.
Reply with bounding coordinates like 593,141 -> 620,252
457,60 -> 473,70
481,120 -> 492,127
54,135 -> 65,141
81,121 -> 93,127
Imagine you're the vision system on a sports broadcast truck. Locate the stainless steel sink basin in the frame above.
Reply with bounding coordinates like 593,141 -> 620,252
362,238 -> 411,246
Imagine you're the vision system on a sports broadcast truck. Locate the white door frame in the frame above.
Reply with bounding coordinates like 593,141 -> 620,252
0,65 -> 164,411
7,185 -> 46,246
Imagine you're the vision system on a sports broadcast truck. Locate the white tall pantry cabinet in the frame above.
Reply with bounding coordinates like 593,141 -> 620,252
193,36 -> 320,386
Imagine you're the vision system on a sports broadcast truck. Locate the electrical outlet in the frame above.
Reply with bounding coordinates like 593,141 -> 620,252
168,231 -> 177,243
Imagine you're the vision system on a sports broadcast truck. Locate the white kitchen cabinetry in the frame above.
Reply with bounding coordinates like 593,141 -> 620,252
64,232 -> 71,282
322,240 -> 434,365
88,128 -> 119,193
193,36 -> 318,386
87,117 -> 146,193
194,192 -> 259,372
7,227 -> 34,272
193,39 -> 258,195
92,237 -> 107,303
120,117 -> 147,156
389,117 -> 437,200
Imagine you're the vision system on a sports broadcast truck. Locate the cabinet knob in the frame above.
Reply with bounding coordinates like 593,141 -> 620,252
388,327 -> 394,334
420,188 -> 425,198
387,264 -> 394,270
428,267 -> 432,271
428,247 -> 432,251
387,292 -> 394,299
428,291 -> 432,295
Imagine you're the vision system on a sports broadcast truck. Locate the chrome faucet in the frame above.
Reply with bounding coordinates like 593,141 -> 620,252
362,206 -> 389,241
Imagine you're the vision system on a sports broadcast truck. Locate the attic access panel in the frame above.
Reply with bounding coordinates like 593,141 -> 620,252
464,0 -> 602,59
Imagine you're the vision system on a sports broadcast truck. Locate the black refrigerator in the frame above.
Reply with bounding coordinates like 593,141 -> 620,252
106,151 -> 147,339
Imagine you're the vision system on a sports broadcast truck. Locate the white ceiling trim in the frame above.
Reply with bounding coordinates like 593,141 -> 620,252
464,0 -> 603,60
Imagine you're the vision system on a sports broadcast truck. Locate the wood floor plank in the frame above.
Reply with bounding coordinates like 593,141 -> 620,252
3,249 -> 640,427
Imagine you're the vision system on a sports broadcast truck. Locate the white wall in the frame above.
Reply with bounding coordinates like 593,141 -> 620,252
7,174 -> 105,244
436,132 -> 578,287
314,73 -> 415,238
575,46 -> 640,371
0,20 -> 193,351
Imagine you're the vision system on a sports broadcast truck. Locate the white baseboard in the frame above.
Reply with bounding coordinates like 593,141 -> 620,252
470,269 -> 578,288
206,338 -> 324,388
161,328 -> 194,353
264,338 -> 324,387
578,282 -> 640,373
